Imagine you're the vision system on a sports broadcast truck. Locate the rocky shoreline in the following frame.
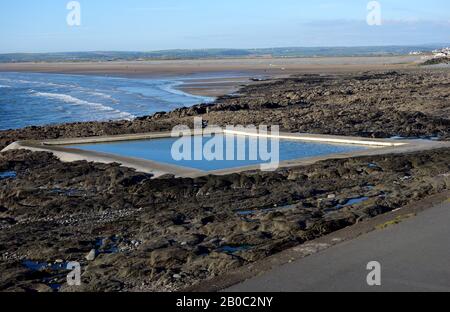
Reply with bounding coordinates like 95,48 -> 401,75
2,70 -> 450,151
0,69 -> 449,292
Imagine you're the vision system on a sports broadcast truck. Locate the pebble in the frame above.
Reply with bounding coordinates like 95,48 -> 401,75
86,249 -> 96,261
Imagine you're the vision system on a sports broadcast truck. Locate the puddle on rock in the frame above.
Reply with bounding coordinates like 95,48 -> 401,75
336,197 -> 370,209
217,245 -> 252,254
22,260 -> 71,292
0,171 -> 16,180
95,236 -> 121,254
368,163 -> 381,169
23,260 -> 70,272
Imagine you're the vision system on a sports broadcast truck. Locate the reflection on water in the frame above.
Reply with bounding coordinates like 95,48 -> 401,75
67,135 -> 367,172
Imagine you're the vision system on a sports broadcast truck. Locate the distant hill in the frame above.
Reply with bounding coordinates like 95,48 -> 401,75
0,45 -> 447,63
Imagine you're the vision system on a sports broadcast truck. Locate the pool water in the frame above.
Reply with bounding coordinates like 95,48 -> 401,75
67,134 -> 367,172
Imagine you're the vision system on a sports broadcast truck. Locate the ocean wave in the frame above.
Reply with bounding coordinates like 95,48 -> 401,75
86,91 -> 118,102
0,77 -> 71,88
0,84 -> 11,88
33,92 -> 135,120
160,80 -> 215,102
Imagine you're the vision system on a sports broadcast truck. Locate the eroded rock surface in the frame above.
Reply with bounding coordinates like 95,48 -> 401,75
0,148 -> 449,291
0,69 -> 449,291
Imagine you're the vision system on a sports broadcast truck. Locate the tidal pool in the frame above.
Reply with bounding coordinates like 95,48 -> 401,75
67,134 -> 367,172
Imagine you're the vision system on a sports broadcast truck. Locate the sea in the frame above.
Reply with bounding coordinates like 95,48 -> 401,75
0,72 -> 214,130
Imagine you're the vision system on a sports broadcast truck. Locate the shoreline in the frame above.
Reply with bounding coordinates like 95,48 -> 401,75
1,68 -> 449,292
1,68 -> 449,151
0,55 -> 422,77
176,76 -> 259,97
0,55 -> 422,98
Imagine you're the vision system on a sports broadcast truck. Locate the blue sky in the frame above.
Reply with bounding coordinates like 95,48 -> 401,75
0,0 -> 449,53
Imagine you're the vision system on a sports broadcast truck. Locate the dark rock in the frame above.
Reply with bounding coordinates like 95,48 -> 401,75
0,70 -> 449,292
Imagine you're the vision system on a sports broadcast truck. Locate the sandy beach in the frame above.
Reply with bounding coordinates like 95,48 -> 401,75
0,56 -> 422,76
1,56 -> 449,293
0,55 -> 422,97
3,0 -> 450,297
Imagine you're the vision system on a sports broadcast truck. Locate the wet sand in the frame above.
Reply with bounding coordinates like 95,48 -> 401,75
178,77 -> 259,97
0,56 -> 421,76
0,55 -> 422,97
1,68 -> 449,292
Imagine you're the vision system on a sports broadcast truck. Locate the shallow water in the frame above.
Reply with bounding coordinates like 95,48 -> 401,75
0,171 -> 16,180
22,260 -> 71,291
0,72 -> 214,130
67,135 -> 367,172
217,245 -> 252,254
23,260 -> 69,272
335,196 -> 370,209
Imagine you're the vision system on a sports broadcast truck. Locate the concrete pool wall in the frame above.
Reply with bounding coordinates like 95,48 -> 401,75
3,130 -> 449,178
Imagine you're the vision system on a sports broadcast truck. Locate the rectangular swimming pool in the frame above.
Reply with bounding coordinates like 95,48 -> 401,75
66,134 -> 367,172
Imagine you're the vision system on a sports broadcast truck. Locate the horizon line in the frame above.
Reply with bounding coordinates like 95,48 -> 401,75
1,43 -> 449,55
